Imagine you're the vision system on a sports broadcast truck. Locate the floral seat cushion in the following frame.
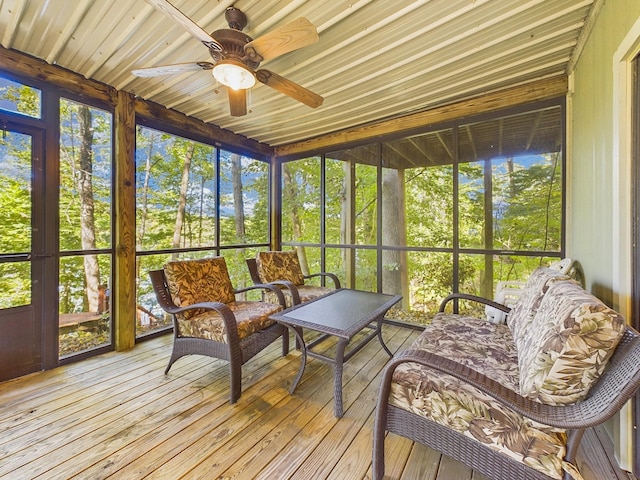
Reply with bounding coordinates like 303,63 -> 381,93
256,250 -> 305,285
264,284 -> 333,308
390,315 -> 567,479
176,300 -> 282,343
518,280 -> 626,405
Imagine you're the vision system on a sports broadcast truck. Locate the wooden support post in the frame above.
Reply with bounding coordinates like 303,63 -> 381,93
114,90 -> 136,351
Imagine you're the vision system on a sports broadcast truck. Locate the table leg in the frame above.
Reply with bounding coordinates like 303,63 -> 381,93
334,339 -> 347,418
287,326 -> 306,394
377,316 -> 393,358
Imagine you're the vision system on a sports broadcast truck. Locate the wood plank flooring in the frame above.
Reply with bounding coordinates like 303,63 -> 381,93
0,324 -> 629,479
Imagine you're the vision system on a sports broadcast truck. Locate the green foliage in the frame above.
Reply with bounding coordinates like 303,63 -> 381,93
0,263 -> 31,308
282,131 -> 563,317
0,129 -> 33,307
404,164 -> 454,247
0,83 -> 41,117
136,129 -> 216,251
355,163 -> 377,245
0,135 -> 31,253
281,158 -> 321,243
324,158 -> 347,244
493,153 -> 562,252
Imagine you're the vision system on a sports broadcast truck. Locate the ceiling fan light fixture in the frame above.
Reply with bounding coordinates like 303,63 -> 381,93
212,59 -> 255,90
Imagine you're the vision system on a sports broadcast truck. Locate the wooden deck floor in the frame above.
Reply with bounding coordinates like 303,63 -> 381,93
0,324 -> 629,479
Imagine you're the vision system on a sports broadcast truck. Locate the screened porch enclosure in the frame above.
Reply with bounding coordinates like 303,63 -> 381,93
281,100 -> 564,322
0,66 -> 565,370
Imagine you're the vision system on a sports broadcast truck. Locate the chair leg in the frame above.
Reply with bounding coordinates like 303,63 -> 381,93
164,359 -> 175,375
164,347 -> 182,374
281,327 -> 289,356
373,368 -> 393,480
372,421 -> 385,480
229,352 -> 242,404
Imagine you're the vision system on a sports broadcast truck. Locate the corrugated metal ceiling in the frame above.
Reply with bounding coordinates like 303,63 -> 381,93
0,0 -> 598,147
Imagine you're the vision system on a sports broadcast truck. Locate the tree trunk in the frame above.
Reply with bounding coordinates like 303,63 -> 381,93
283,165 -> 304,242
77,105 -> 100,312
341,161 -> 354,285
381,169 -> 406,299
231,153 -> 246,244
136,132 -> 155,279
506,157 -> 515,197
171,143 -> 194,260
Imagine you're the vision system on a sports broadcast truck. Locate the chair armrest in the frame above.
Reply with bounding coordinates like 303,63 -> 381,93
158,300 -> 226,316
439,293 -> 511,314
267,280 -> 301,305
381,348 -> 633,430
235,282 -> 288,308
167,300 -> 242,343
304,272 -> 341,289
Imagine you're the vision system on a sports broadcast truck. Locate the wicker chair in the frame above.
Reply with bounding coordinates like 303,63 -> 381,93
373,290 -> 640,480
149,256 -> 289,404
246,250 -> 341,307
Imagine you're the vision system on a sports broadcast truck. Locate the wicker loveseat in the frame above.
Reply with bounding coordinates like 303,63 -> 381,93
373,267 -> 640,480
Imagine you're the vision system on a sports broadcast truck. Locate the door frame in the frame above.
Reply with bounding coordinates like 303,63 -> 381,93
632,54 -> 640,477
0,117 -> 52,378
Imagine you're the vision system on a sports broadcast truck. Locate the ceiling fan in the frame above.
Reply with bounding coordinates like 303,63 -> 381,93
132,0 -> 324,117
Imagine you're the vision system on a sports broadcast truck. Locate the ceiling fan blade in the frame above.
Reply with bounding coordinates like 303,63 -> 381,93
244,18 -> 319,62
256,69 -> 323,108
227,88 -> 247,117
145,0 -> 223,52
132,62 -> 214,77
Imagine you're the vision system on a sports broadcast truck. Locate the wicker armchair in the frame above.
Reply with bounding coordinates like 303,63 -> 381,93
373,273 -> 640,480
149,256 -> 289,404
246,250 -> 341,307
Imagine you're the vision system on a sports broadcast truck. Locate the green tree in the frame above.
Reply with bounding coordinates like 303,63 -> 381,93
59,99 -> 112,314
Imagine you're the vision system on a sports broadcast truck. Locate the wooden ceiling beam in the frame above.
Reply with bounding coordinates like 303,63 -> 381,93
275,75 -> 568,159
0,46 -> 273,158
0,45 -> 116,104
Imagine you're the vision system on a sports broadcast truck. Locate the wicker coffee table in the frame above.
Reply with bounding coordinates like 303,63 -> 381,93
270,288 -> 402,417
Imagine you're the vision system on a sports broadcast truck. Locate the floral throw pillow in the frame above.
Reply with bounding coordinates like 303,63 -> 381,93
507,267 -> 571,345
256,250 -> 305,285
518,280 -> 626,405
164,257 -> 236,319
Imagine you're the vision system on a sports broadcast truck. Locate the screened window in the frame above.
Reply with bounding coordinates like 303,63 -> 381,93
58,99 -> 114,358
281,101 -> 565,322
0,76 -> 41,118
135,126 -> 270,337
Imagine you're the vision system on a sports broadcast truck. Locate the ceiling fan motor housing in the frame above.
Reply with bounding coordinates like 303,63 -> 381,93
208,29 -> 260,69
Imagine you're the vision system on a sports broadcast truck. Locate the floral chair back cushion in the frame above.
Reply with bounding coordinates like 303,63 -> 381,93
164,257 -> 236,319
256,250 -> 305,285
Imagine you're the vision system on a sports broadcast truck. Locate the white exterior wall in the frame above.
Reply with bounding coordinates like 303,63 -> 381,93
570,0 -> 640,470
